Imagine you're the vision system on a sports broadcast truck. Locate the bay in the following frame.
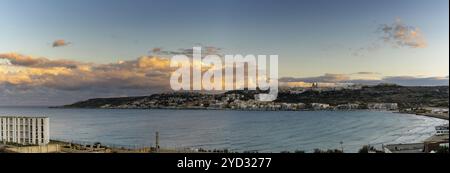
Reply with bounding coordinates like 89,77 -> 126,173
0,107 -> 446,153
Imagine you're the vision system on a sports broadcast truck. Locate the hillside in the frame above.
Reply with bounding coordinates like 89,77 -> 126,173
276,85 -> 449,108
61,85 -> 449,109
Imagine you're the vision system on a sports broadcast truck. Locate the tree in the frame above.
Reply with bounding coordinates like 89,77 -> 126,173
358,145 -> 370,153
436,146 -> 449,153
294,150 -> 305,153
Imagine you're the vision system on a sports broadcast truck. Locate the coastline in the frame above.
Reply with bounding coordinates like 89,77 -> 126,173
50,106 -> 450,120
398,110 -> 449,120
416,113 -> 449,120
1,107 -> 447,153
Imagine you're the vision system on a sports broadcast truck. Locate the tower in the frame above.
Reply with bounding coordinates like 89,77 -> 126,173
155,131 -> 160,152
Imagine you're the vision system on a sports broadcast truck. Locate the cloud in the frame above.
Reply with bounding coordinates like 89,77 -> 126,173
0,59 -> 11,65
280,73 -> 352,83
52,39 -> 71,47
354,72 -> 380,75
150,46 -> 223,57
1,48 -> 447,105
0,53 -> 82,68
350,18 -> 427,57
383,76 -> 449,86
151,47 -> 162,53
1,45 -> 226,100
0,83 -> 159,106
0,46 -> 226,105
280,73 -> 448,86
0,53 -> 173,92
378,18 -> 427,48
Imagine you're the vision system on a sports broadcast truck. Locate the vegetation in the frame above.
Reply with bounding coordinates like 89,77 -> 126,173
61,85 -> 449,109
313,149 -> 344,153
0,141 -> 38,147
277,85 -> 449,109
0,147 -> 16,153
294,150 -> 305,153
358,145 -> 381,153
436,146 -> 449,153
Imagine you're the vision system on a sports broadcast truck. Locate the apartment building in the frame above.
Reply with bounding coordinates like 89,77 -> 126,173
0,116 -> 50,145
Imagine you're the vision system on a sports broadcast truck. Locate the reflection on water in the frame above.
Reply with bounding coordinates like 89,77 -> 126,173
0,107 -> 446,153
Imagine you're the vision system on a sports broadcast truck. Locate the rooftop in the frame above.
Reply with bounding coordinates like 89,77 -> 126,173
0,116 -> 49,119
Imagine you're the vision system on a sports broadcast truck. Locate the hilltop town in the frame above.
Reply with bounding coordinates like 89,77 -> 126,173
61,84 -> 449,115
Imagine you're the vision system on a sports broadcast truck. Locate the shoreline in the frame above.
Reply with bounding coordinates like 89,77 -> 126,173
416,113 -> 449,120
50,106 -> 397,112
50,106 -> 450,120
2,109 -> 446,153
397,110 -> 449,120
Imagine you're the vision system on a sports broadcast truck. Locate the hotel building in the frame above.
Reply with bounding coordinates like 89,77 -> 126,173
0,116 -> 50,145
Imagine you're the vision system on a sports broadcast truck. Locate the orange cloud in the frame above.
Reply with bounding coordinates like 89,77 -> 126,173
0,53 -> 173,91
137,56 -> 171,70
0,53 -> 82,68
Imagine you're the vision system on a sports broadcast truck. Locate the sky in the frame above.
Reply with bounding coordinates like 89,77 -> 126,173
0,0 -> 449,105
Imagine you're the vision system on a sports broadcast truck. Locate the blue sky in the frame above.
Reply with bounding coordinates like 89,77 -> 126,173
1,0 -> 448,77
0,0 -> 449,105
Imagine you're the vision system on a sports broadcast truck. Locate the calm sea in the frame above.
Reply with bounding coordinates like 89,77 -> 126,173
0,107 -> 446,153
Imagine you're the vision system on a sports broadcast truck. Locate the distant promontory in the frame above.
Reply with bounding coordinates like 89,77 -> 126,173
60,84 -> 449,112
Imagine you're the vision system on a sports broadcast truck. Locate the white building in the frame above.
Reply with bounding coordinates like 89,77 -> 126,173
0,116 -> 50,145
335,103 -> 360,110
311,103 -> 330,110
367,103 -> 398,110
